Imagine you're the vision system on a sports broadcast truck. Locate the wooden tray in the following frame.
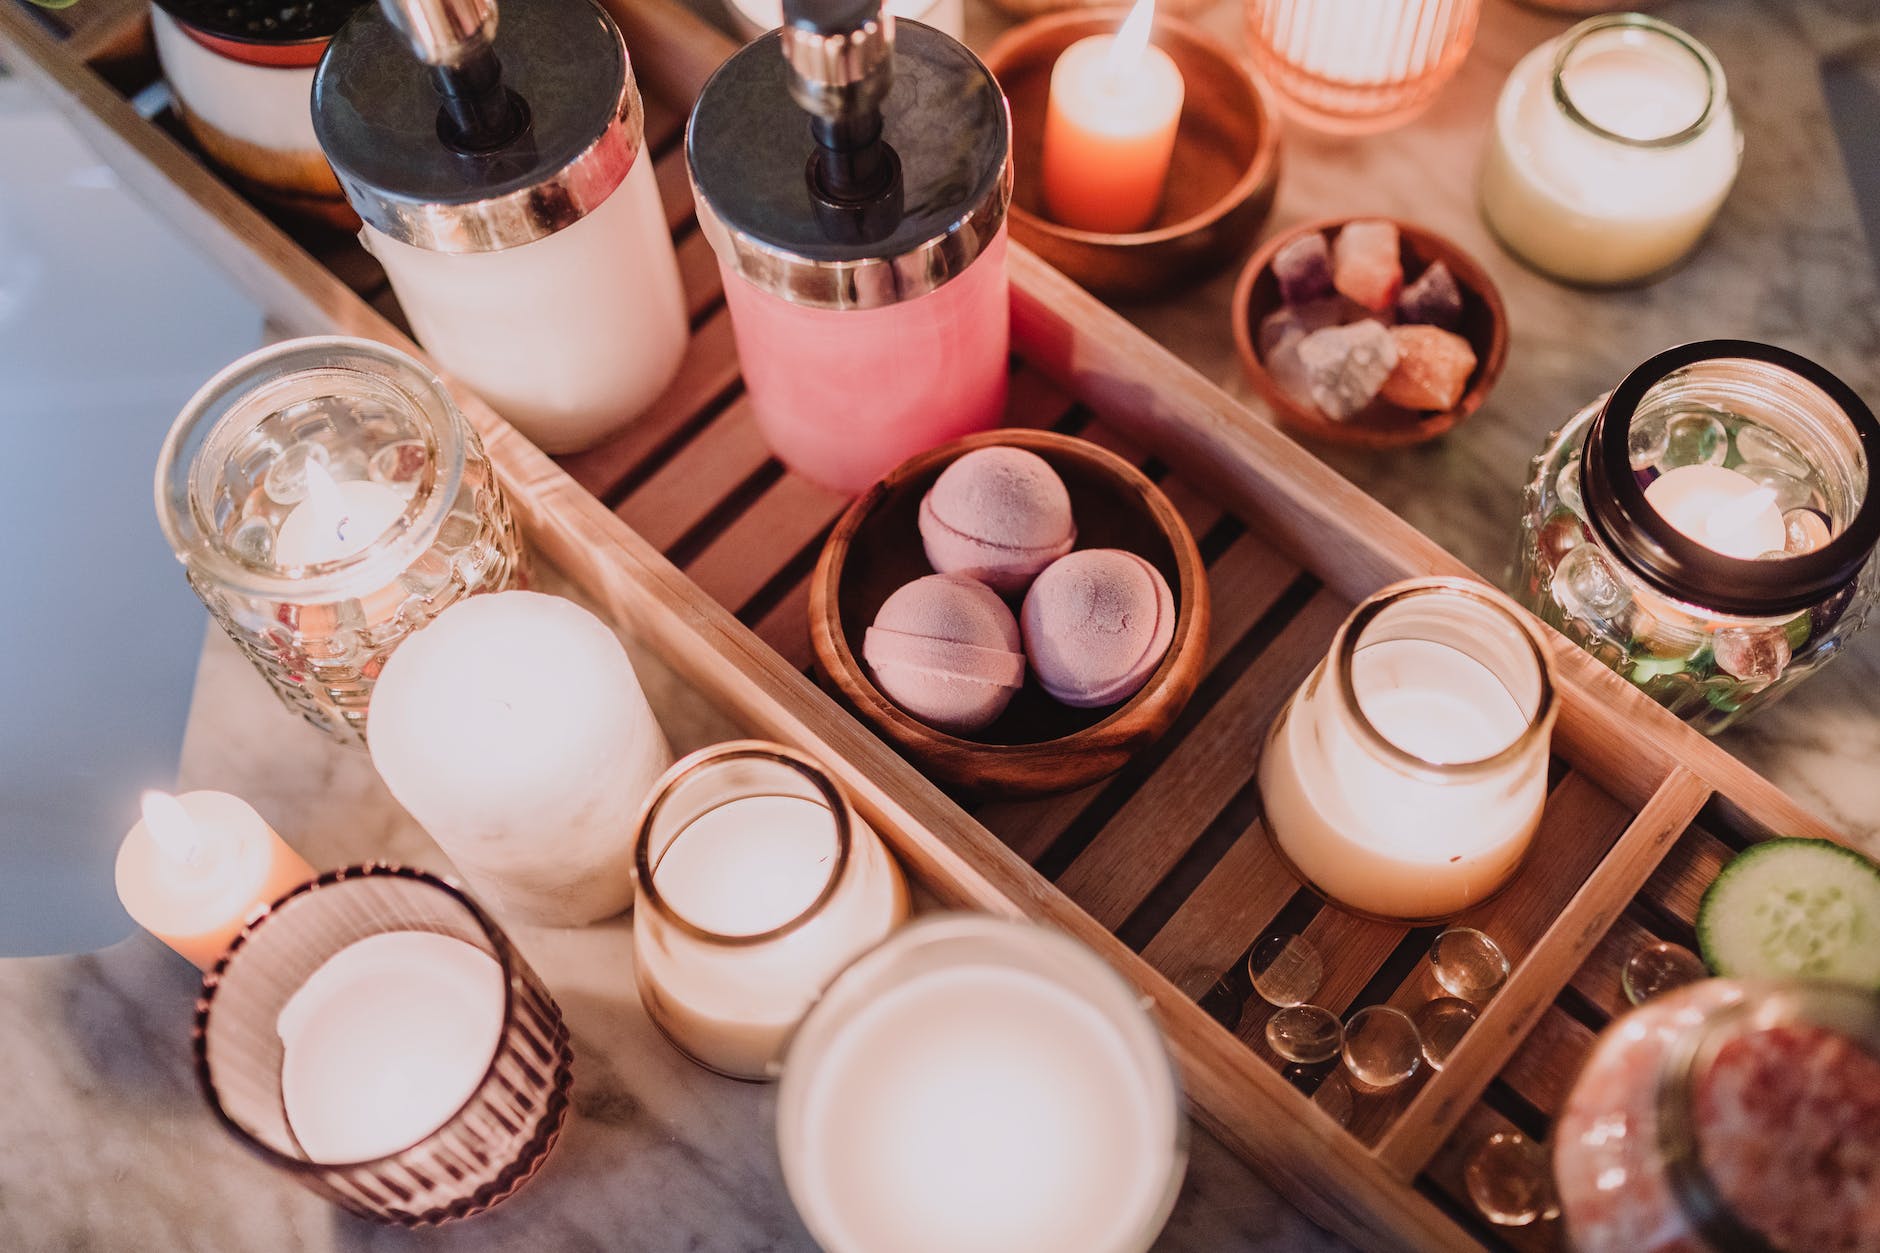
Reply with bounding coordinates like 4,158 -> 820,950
0,2 -> 1854,1248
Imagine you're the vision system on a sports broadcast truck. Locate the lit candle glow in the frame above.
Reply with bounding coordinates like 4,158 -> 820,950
274,458 -> 407,567
1040,0 -> 1184,235
1644,464 -> 1787,559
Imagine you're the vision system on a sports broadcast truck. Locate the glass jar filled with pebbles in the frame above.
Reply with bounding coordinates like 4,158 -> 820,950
1517,341 -> 1880,731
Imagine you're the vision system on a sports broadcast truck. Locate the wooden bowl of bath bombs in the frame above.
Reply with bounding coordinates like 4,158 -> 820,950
811,429 -> 1210,797
1232,216 -> 1508,449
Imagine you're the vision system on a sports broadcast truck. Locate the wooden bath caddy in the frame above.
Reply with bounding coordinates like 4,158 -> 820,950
0,0 -> 1856,1248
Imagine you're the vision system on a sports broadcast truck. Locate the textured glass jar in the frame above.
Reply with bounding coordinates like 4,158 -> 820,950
157,337 -> 522,746
1517,342 -> 1880,733
1553,979 -> 1880,1252
1243,0 -> 1483,134
1258,578 -> 1557,923
193,865 -> 573,1225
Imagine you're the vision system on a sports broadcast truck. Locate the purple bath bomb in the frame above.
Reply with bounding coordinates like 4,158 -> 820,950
863,573 -> 1027,734
919,447 -> 1077,595
1021,549 -> 1177,709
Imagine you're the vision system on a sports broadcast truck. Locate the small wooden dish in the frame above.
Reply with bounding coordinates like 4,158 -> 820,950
810,429 -> 1210,797
1232,216 -> 1509,449
983,9 -> 1281,301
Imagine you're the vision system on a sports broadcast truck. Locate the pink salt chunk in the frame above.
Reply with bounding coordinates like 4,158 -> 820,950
1396,259 -> 1464,329
1380,324 -> 1476,411
1332,220 -> 1403,313
1295,320 -> 1398,420
1272,231 -> 1334,305
1257,296 -> 1355,358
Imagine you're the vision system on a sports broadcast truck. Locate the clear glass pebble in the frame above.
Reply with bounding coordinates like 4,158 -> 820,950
1429,927 -> 1510,1002
1413,997 -> 1478,1071
1266,1004 -> 1343,1065
262,440 -> 331,505
229,515 -> 276,565
1248,933 -> 1324,1008
1738,464 -> 1815,512
1552,544 -> 1629,625
1783,507 -> 1833,554
1555,454 -> 1585,518
368,439 -> 429,499
1733,424 -> 1811,478
1661,411 -> 1728,468
1712,626 -> 1791,685
1342,1006 -> 1422,1092
1622,940 -> 1709,1006
1627,413 -> 1669,471
1465,1131 -> 1559,1227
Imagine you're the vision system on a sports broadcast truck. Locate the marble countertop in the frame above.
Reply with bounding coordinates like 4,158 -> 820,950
7,1 -> 1878,1250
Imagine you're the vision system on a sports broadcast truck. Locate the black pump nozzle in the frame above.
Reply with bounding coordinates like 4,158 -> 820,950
378,0 -> 527,154
780,0 -> 903,236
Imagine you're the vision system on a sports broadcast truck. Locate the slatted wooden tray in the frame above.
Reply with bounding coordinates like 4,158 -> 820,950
2,0 -> 1856,1248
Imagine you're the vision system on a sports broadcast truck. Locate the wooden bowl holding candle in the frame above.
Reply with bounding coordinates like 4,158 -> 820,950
1232,216 -> 1509,449
811,430 -> 1210,797
984,8 -> 1281,300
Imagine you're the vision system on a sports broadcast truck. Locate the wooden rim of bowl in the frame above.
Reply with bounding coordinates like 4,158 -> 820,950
1231,215 -> 1510,449
810,428 -> 1210,777
984,8 -> 1282,247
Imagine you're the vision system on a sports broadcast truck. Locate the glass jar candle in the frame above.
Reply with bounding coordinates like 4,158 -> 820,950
150,0 -> 361,227
194,865 -> 573,1224
689,3 -> 1013,493
312,0 -> 689,454
1257,578 -> 1558,923
1516,342 -> 1880,733
1243,0 -> 1483,134
1554,979 -> 1880,1251
631,742 -> 909,1081
156,336 -> 522,746
1480,13 -> 1741,286
777,914 -> 1187,1253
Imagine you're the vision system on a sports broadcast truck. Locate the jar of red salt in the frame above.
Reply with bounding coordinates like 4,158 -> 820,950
1553,979 -> 1880,1253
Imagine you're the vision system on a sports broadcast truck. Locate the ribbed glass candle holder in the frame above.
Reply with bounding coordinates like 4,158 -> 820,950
1244,0 -> 1483,133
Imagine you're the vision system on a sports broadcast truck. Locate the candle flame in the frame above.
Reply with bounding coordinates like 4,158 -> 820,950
141,790 -> 204,866
299,458 -> 360,552
1103,0 -> 1155,81
1708,486 -> 1780,555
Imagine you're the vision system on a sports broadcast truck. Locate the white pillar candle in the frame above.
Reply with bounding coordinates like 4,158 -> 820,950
1644,464 -> 1786,559
368,591 -> 672,926
277,931 -> 505,1163
115,790 -> 315,969
1480,15 -> 1740,285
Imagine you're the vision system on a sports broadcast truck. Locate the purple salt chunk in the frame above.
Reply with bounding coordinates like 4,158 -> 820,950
1272,231 -> 1334,305
1258,297 -> 1353,358
1295,320 -> 1398,420
1396,260 -> 1464,330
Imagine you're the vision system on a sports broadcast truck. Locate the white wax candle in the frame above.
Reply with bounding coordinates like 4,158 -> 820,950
115,790 -> 315,969
1479,19 -> 1739,285
635,793 -> 907,1078
786,963 -> 1179,1253
1261,638 -> 1545,919
274,459 -> 406,566
1040,0 -> 1185,235
1644,464 -> 1787,559
278,931 -> 505,1163
368,591 -> 673,925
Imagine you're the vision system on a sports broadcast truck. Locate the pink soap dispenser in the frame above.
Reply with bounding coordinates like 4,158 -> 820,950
688,0 -> 1014,493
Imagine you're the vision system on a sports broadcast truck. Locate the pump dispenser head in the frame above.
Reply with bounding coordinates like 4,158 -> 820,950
779,0 -> 903,241
378,0 -> 526,153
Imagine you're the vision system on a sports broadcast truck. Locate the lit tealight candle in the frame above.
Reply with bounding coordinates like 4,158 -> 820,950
274,458 -> 407,567
1644,464 -> 1787,559
277,930 -> 506,1163
115,790 -> 316,969
1040,0 -> 1184,235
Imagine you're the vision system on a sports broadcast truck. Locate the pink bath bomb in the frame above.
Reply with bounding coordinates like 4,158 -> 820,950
1021,549 -> 1176,709
863,573 -> 1027,734
918,447 -> 1076,595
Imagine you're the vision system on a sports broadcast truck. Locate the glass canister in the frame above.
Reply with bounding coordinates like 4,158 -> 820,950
1516,341 -> 1880,733
1257,578 -> 1558,923
1480,13 -> 1741,287
688,0 -> 1014,494
156,336 -> 522,746
1243,0 -> 1483,134
311,0 -> 688,454
1553,979 -> 1880,1252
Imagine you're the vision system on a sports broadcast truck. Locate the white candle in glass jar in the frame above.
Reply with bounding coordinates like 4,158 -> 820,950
115,790 -> 315,969
274,460 -> 407,567
1645,464 -> 1786,559
368,591 -> 673,926
1479,15 -> 1740,285
1260,638 -> 1548,920
277,930 -> 505,1163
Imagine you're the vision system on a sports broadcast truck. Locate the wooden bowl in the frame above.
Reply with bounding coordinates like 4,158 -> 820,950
983,10 -> 1281,301
1232,217 -> 1509,449
810,429 -> 1210,797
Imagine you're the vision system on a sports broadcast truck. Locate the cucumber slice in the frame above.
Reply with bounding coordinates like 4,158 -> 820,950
1697,838 -> 1880,989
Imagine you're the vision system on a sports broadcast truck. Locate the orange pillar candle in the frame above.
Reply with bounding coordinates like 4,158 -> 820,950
115,790 -> 315,969
1040,0 -> 1184,234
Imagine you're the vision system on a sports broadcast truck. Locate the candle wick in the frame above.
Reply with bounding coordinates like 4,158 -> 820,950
333,513 -> 353,545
